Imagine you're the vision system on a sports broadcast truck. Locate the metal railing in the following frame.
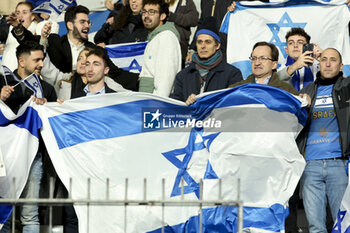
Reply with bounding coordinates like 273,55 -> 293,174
0,177 -> 244,233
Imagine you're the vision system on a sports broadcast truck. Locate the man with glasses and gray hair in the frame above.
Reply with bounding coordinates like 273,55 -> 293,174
230,41 -> 299,95
138,0 -> 182,97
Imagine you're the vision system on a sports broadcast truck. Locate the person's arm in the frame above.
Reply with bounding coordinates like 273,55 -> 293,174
0,24 -> 9,43
105,76 -> 131,92
168,0 -> 199,28
94,22 -> 114,45
228,66 -> 243,85
41,55 -> 72,87
169,72 -> 185,101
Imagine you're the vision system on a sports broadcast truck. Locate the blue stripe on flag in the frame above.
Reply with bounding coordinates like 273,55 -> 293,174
35,8 -> 51,14
50,86 -> 306,149
235,0 -> 335,11
191,84 -> 307,126
0,106 -> 42,138
49,3 -> 62,15
148,204 -> 287,232
60,0 -> 73,5
0,204 -> 12,225
49,99 -> 190,149
106,42 -> 147,59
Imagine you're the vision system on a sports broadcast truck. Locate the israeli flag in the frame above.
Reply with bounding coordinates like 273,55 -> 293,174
0,99 -> 42,229
36,85 -> 306,233
22,73 -> 44,99
221,0 -> 350,78
332,171 -> 350,233
106,42 -> 147,73
1,65 -> 21,83
32,0 -> 76,20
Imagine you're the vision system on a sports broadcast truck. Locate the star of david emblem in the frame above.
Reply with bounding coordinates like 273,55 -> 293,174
162,128 -> 220,199
33,82 -> 39,88
332,210 -> 347,233
58,4 -> 65,10
267,12 -> 307,58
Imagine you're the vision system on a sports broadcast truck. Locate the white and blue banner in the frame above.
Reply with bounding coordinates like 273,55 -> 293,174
0,99 -> 42,229
106,42 -> 147,73
33,85 -> 306,232
221,0 -> 350,78
32,0 -> 76,20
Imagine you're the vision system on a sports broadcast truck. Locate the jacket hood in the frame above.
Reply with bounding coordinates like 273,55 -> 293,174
147,22 -> 180,42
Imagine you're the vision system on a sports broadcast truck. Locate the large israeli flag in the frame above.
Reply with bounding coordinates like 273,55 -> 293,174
221,0 -> 350,78
0,99 -> 42,229
36,85 -> 307,233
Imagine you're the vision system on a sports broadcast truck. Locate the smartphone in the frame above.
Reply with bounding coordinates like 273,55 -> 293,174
303,44 -> 314,66
303,44 -> 314,56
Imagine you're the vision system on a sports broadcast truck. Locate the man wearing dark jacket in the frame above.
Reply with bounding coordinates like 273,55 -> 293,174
230,41 -> 299,95
71,49 -> 116,98
297,48 -> 350,233
0,41 -> 56,233
170,16 -> 242,103
10,5 -> 139,91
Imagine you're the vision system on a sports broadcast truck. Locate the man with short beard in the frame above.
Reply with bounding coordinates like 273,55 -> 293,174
11,5 -> 140,91
0,41 -> 56,233
138,0 -> 182,97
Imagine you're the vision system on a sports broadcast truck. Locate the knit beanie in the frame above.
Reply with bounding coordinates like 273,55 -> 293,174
195,16 -> 220,42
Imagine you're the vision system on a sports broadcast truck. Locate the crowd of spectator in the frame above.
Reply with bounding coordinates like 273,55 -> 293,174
0,0 -> 349,233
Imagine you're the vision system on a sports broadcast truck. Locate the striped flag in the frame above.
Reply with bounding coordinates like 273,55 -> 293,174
32,0 -> 76,20
106,42 -> 147,73
35,85 -> 307,232
0,99 -> 42,230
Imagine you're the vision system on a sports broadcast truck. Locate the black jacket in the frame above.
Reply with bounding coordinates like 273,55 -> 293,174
0,24 -> 9,43
170,60 -> 242,102
296,72 -> 350,158
94,14 -> 148,45
0,70 -> 57,114
71,83 -> 116,99
11,27 -> 139,91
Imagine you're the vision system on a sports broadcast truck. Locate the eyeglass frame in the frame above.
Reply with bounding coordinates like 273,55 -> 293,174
76,19 -> 93,26
141,9 -> 159,16
249,56 -> 274,63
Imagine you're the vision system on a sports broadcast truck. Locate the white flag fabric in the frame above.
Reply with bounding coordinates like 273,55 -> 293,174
34,85 -> 306,232
0,99 -> 42,228
106,42 -> 147,74
221,0 -> 350,78
32,0 -> 76,20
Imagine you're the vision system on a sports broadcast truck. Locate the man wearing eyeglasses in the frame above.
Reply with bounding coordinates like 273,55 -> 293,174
278,27 -> 322,92
138,0 -> 182,97
10,5 -> 140,91
229,41 -> 299,95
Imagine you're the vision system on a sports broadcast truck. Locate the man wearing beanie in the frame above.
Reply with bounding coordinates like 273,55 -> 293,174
170,16 -> 242,103
138,0 -> 182,97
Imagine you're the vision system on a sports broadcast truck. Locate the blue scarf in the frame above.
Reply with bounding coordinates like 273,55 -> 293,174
285,56 -> 314,91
